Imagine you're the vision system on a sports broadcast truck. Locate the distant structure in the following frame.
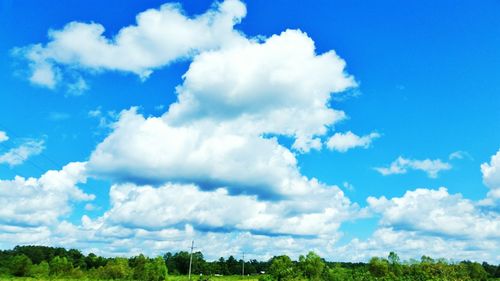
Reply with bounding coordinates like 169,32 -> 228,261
188,240 -> 195,280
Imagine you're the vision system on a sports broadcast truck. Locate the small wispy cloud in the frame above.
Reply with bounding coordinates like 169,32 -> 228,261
326,131 -> 380,152
449,150 -> 472,160
0,139 -> 45,166
375,156 -> 451,178
88,107 -> 118,129
0,131 -> 8,143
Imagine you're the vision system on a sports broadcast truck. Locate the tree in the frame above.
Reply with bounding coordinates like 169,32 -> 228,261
49,256 -> 73,276
98,258 -> 132,279
368,257 -> 388,278
144,256 -> 168,281
268,255 -> 294,281
387,252 -> 402,277
29,260 -> 49,278
9,254 -> 32,277
298,251 -> 325,281
325,264 -> 351,281
131,254 -> 148,280
227,255 -> 240,275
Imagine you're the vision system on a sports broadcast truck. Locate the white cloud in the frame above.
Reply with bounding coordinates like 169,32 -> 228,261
15,0 -> 247,89
449,150 -> 467,160
166,29 -> 356,152
0,139 -> 45,166
334,187 -> 500,263
375,156 -> 451,178
326,131 -> 379,152
0,131 -> 8,143
334,227 -> 499,263
88,107 -> 118,129
88,108 -> 336,199
367,187 -> 500,239
481,148 -> 500,201
0,162 -> 94,227
102,181 -> 355,237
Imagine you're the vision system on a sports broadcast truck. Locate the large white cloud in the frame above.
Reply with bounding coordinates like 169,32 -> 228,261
481,148 -> 500,201
14,0 -> 247,89
367,187 -> 500,239
0,162 -> 94,227
88,108 -> 306,199
332,186 -> 500,263
102,181 -> 355,237
166,29 -> 356,152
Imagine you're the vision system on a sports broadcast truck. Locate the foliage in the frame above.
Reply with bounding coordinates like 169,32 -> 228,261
0,245 -> 499,281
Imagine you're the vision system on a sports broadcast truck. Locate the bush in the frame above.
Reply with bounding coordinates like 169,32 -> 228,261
28,260 -> 49,278
9,254 -> 32,277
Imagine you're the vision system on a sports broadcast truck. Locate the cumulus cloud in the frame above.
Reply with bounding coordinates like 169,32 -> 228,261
375,156 -> 451,178
367,187 -> 500,239
166,29 -> 356,152
334,227 -> 499,263
334,186 -> 500,263
0,131 -> 8,143
0,139 -> 45,166
97,181 -> 355,238
88,108 -> 334,199
14,0 -> 247,89
0,162 -> 94,227
326,131 -> 379,152
481,148 -> 500,201
87,25 -> 358,188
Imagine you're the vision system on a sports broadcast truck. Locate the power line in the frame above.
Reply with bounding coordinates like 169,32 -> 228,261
188,240 -> 196,281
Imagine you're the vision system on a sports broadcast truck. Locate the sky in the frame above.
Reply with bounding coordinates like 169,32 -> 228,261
0,0 -> 499,263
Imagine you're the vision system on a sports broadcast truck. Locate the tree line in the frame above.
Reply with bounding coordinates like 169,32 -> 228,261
0,245 -> 499,280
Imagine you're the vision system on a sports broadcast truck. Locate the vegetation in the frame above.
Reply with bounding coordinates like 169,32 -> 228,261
0,246 -> 499,280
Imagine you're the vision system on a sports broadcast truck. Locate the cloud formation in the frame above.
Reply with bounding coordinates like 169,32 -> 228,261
368,187 -> 500,239
326,131 -> 380,152
0,162 -> 94,227
0,131 -> 8,143
481,148 -> 500,201
375,156 -> 451,178
14,0 -> 247,89
7,0 -> 499,263
0,139 -> 45,166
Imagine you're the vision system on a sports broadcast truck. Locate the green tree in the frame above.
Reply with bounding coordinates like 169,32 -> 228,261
368,257 -> 388,278
268,255 -> 294,281
98,257 -> 132,279
325,264 -> 351,281
49,256 -> 73,276
9,254 -> 32,277
29,260 -> 49,278
144,256 -> 168,281
131,254 -> 148,280
298,251 -> 325,281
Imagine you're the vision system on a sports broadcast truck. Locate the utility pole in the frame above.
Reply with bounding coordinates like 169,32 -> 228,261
241,252 -> 245,277
188,240 -> 195,280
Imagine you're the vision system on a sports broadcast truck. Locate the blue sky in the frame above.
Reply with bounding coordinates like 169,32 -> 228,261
0,0 -> 499,262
